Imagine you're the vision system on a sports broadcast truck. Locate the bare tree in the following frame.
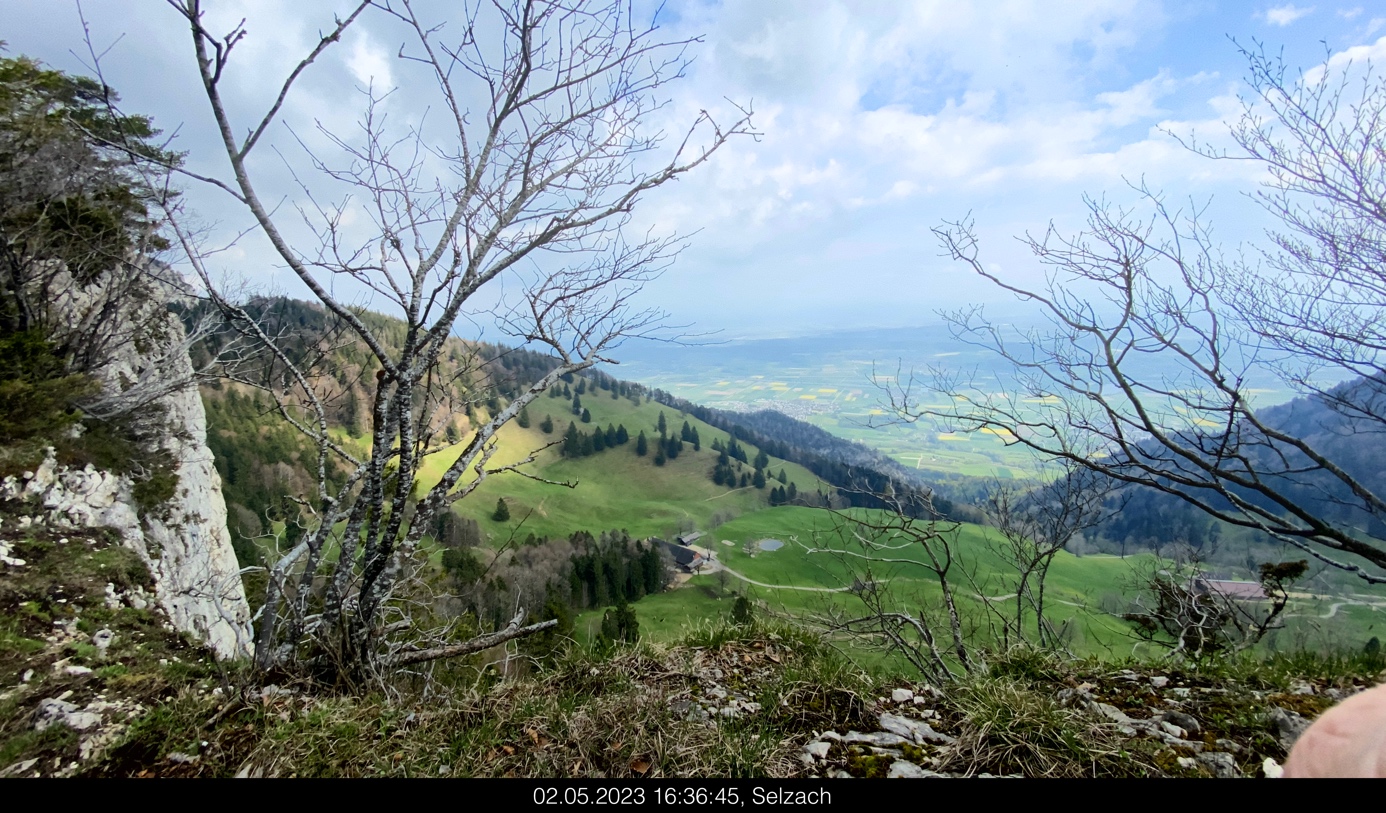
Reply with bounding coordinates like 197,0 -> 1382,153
975,463 -> 1120,650
889,43 -> 1386,587
803,483 -> 979,684
142,0 -> 753,680
1122,553 -> 1307,659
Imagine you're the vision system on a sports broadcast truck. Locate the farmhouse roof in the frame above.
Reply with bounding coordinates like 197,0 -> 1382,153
1196,578 -> 1266,600
677,532 -> 703,545
655,539 -> 703,569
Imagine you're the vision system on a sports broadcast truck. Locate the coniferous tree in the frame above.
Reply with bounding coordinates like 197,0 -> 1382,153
563,421 -> 582,457
605,423 -> 617,446
562,383 -> 571,398
657,411 -> 667,436
635,430 -> 648,456
680,421 -> 693,442
752,468 -> 766,489
571,393 -> 582,415
540,414 -> 554,433
581,407 -> 592,423
718,447 -> 730,465
616,424 -> 629,444
711,438 -> 724,452
754,449 -> 770,470
654,445 -> 666,466
592,428 -> 607,451
516,406 -> 531,428
492,498 -> 511,522
691,427 -> 701,451
739,472 -> 750,488
788,482 -> 798,502
777,468 -> 787,484
579,432 -> 595,456
575,379 -> 586,395
610,386 -> 619,399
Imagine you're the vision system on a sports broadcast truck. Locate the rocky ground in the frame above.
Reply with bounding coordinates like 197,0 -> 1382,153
2,495 -> 1381,778
0,504 -> 220,778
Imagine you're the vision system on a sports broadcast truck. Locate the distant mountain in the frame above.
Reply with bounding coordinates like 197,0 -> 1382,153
1098,376 -> 1386,550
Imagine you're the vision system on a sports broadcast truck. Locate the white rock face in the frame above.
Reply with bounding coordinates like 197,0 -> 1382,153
6,262 -> 252,659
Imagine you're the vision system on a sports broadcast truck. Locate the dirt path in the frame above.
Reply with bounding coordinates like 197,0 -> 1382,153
708,563 -> 854,593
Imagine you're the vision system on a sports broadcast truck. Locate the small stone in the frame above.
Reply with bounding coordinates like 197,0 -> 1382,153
1160,710 -> 1201,736
891,688 -> 915,704
63,665 -> 93,677
1150,676 -> 1169,689
1269,707 -> 1311,752
167,752 -> 199,764
887,760 -> 944,778
21,669 -> 33,683
1176,756 -> 1197,769
1214,739 -> 1243,754
91,629 -> 114,653
0,758 -> 39,778
1290,681 -> 1315,696
830,770 -> 853,779
805,741 -> 831,760
912,696 -> 926,706
880,712 -> 956,745
438,765 -> 451,776
1197,751 -> 1239,778
1263,757 -> 1284,779
841,731 -> 912,748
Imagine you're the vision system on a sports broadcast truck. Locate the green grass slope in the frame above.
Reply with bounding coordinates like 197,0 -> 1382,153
419,392 -> 826,543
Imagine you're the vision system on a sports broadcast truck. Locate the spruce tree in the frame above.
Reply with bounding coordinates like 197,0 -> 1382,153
605,424 -> 617,446
752,468 -> 767,489
581,407 -> 592,423
563,421 -> 582,457
575,379 -> 586,395
777,468 -> 787,484
592,428 -> 607,451
754,449 -> 770,470
580,432 -> 595,456
616,424 -> 629,444
571,392 -> 582,415
680,421 -> 693,442
691,427 -> 701,451
540,414 -> 554,433
739,472 -> 750,488
517,406 -> 531,428
492,498 -> 511,522
657,411 -> 667,436
654,445 -> 666,466
788,482 -> 797,502
635,430 -> 648,456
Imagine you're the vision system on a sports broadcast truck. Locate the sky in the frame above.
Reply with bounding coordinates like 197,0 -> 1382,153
5,1 -> 1386,340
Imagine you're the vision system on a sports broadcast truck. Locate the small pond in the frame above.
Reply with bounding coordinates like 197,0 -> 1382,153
756,538 -> 784,551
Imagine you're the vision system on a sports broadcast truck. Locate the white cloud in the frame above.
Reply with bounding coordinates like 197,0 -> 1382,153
346,34 -> 394,90
1262,5 -> 1315,26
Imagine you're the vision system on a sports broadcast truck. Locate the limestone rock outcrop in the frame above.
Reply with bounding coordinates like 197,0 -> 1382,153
4,262 -> 252,659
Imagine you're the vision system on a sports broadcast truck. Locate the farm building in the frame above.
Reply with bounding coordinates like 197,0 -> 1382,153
654,538 -> 704,572
1193,578 -> 1266,601
677,531 -> 703,546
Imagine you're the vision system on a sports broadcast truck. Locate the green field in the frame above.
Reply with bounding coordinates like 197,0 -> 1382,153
577,506 -> 1386,665
412,391 -> 827,543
